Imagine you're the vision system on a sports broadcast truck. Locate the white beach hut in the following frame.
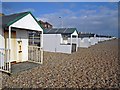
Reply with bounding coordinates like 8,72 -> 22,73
78,38 -> 91,48
89,34 -> 98,45
43,28 -> 78,54
97,35 -> 111,42
77,33 -> 94,48
0,12 -> 43,73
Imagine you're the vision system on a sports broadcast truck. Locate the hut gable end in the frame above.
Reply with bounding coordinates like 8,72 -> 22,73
11,13 -> 43,31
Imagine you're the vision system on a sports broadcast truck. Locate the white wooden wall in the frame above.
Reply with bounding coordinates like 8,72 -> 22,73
98,37 -> 109,42
0,29 -> 4,49
16,29 -> 28,62
89,37 -> 98,45
68,38 -> 77,44
68,38 -> 91,48
0,29 -> 4,67
43,34 -> 71,54
78,38 -> 91,48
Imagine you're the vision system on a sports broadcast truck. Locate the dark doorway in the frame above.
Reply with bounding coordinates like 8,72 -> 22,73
72,44 -> 76,52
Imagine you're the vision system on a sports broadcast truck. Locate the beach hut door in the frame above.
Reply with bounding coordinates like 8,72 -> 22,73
4,31 -> 17,62
72,44 -> 76,52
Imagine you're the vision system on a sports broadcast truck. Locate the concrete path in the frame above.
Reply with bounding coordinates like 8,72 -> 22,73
11,61 -> 40,74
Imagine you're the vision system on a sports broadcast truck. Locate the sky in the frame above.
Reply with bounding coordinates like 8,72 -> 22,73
1,2 -> 118,37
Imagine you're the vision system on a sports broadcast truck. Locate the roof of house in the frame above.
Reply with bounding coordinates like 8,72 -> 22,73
39,20 -> 52,26
78,33 -> 112,38
78,33 -> 95,38
0,12 -> 29,28
44,28 -> 78,35
45,22 -> 52,26
0,12 -> 43,30
94,34 -> 106,37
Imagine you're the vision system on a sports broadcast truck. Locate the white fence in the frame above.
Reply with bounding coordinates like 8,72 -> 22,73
28,46 -> 43,64
0,48 -> 10,73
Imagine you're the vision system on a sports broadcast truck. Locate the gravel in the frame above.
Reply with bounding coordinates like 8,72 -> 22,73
1,39 -> 119,88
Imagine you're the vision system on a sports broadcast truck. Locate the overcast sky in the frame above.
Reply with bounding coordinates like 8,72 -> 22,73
2,2 -> 118,37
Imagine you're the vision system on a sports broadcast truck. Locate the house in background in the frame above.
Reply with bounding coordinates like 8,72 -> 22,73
0,12 -> 43,73
0,13 -> 5,16
43,28 -> 78,54
39,20 -> 53,29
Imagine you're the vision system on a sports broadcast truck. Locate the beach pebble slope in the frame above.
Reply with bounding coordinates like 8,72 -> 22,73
2,39 -> 119,88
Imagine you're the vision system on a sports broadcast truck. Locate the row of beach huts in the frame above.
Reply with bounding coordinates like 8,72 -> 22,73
30,28 -> 115,54
0,12 -> 116,73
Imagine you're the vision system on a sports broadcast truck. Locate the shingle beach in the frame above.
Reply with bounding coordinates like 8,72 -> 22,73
2,39 -> 119,88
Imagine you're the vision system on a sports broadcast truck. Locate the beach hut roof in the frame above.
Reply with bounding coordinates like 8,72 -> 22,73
0,12 -> 43,30
78,33 -> 95,38
44,28 -> 78,35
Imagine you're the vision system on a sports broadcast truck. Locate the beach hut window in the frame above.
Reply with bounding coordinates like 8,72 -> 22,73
28,31 -> 41,47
